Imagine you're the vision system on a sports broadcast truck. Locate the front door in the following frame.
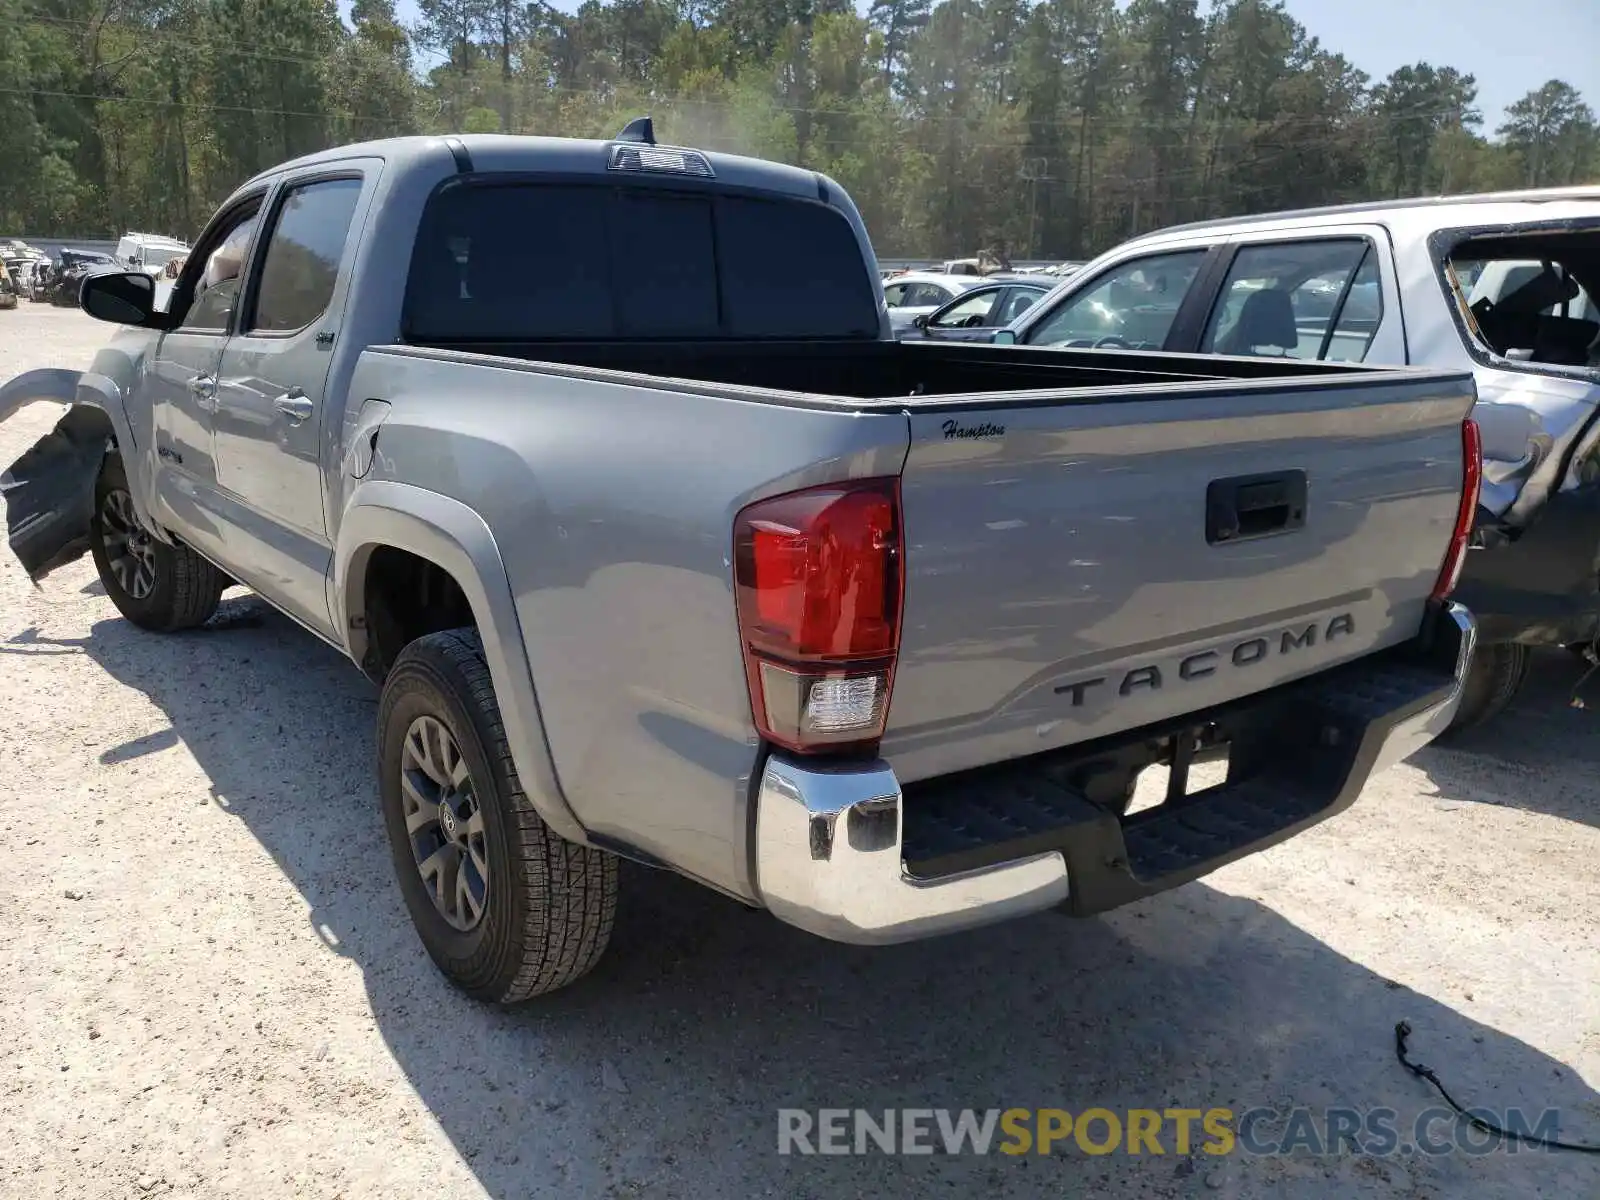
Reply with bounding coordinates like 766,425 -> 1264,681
211,172 -> 369,636
147,199 -> 265,565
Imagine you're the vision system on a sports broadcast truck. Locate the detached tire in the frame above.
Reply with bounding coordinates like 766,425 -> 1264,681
90,455 -> 223,631
378,629 -> 617,1003
1446,641 -> 1531,734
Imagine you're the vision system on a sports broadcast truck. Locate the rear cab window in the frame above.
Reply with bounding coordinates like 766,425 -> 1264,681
1446,228 -> 1600,369
404,181 -> 881,342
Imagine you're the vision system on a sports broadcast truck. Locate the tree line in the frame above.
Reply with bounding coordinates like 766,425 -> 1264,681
2,0 -> 1596,259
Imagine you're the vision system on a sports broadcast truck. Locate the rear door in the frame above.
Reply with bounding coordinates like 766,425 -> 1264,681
211,166 -> 376,635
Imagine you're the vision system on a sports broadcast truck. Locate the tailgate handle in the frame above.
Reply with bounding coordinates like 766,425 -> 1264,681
1206,470 -> 1307,544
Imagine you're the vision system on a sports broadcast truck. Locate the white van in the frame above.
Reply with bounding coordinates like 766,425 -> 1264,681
115,232 -> 190,274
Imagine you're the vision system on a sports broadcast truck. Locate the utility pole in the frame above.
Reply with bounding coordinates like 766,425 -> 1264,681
1018,156 -> 1053,259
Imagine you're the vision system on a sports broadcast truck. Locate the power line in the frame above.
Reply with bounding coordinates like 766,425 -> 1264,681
5,15 -> 1526,132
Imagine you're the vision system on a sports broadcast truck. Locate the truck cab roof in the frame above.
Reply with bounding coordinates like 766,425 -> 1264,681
237,132 -> 834,207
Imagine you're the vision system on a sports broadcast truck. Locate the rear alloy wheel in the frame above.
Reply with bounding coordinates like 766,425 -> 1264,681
399,714 -> 490,932
378,629 -> 617,1003
90,455 -> 223,632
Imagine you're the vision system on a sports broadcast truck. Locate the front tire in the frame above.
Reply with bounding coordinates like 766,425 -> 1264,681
1445,641 -> 1531,734
90,455 -> 223,632
377,629 -> 617,1003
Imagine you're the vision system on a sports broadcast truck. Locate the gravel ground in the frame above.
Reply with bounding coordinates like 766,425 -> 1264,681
1,304 -> 1597,1200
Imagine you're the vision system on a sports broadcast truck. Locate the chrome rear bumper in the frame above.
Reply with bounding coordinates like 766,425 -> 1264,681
753,602 -> 1475,945
754,756 -> 1070,944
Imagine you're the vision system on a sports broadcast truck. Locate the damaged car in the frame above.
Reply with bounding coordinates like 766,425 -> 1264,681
994,185 -> 1600,730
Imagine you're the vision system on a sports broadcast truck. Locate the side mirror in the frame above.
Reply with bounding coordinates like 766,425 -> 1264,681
912,313 -> 929,329
991,329 -> 1017,345
80,271 -> 167,328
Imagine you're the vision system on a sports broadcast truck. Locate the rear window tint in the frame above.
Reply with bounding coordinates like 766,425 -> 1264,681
612,192 -> 719,335
404,182 -> 879,341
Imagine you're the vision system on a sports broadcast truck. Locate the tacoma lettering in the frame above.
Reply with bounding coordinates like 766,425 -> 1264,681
1055,613 -> 1356,708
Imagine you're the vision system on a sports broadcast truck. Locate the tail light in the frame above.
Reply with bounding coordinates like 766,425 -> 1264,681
1431,418 -> 1482,601
732,478 -> 904,754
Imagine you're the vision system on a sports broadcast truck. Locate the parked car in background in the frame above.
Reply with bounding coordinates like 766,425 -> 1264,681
899,277 -> 1050,341
882,271 -> 982,333
47,249 -> 117,306
993,185 -> 1600,730
0,268 -> 16,310
15,259 -> 44,300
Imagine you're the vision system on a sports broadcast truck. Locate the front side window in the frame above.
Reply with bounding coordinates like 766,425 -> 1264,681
178,208 -> 262,333
930,289 -> 999,328
248,178 -> 364,334
1200,239 -> 1371,360
1024,250 -> 1208,349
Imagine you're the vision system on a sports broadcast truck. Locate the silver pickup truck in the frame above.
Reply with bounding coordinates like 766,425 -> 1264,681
1,124 -> 1481,1005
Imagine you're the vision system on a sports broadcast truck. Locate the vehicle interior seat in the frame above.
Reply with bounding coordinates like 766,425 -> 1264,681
1217,287 -> 1297,356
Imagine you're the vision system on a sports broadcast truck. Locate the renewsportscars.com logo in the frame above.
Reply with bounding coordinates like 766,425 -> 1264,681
777,1107 -> 1568,1157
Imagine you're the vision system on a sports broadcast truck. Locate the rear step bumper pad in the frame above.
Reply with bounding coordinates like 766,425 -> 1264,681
753,602 -> 1476,944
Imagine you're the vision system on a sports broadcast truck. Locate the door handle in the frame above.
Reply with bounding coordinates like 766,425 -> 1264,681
1205,470 -> 1307,544
187,374 -> 217,411
273,388 -> 313,424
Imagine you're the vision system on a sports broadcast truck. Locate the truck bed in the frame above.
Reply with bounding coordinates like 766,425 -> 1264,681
386,337 -> 1367,406
349,339 -> 1477,895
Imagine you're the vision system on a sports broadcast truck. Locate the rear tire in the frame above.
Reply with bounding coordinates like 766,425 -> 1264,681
90,455 -> 223,632
377,628 -> 617,1003
1445,641 -> 1531,734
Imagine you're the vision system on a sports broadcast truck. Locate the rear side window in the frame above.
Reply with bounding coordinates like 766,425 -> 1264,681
405,182 -> 880,341
1200,239 -> 1373,360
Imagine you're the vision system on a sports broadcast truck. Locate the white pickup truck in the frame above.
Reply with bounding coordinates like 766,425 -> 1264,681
2,125 -> 1480,1004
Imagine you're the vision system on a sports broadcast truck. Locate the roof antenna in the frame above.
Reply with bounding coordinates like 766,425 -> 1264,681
616,116 -> 656,146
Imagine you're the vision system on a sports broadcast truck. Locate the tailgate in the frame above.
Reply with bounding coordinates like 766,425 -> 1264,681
881,371 -> 1477,783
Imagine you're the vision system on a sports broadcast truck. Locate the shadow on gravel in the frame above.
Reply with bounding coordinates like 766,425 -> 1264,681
28,599 -> 1600,1200
1413,648 -> 1600,830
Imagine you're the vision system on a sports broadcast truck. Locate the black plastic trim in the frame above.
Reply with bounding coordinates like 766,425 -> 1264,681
444,136 -> 473,174
899,610 -> 1466,914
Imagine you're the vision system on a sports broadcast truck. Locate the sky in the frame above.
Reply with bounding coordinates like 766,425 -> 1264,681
361,0 -> 1599,130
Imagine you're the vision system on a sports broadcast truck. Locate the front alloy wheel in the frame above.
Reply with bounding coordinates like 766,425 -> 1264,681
99,488 -> 158,600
